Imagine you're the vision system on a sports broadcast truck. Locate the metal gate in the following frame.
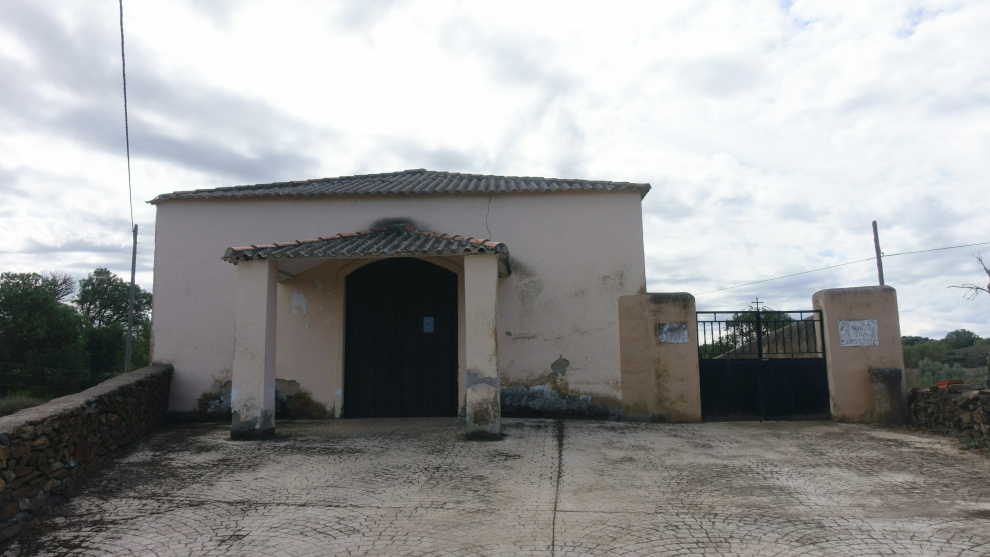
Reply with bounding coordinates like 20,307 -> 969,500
697,306 -> 830,421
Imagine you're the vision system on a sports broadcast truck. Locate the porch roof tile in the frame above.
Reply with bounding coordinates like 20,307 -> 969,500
152,169 -> 651,203
222,224 -> 507,263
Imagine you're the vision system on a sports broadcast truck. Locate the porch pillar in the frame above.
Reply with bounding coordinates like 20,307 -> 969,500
463,254 -> 500,437
230,259 -> 277,440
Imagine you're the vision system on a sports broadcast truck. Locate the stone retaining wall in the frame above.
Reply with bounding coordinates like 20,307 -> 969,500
909,384 -> 990,446
0,365 -> 172,542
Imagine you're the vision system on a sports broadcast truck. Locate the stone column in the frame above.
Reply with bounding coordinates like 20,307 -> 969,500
868,367 -> 906,425
463,254 -> 500,437
230,259 -> 278,440
812,285 -> 905,422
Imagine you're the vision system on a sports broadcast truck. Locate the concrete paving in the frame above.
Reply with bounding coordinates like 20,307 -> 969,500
3,418 -> 990,556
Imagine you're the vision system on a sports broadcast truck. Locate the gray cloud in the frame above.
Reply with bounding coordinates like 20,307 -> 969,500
0,3 -> 329,185
927,92 -> 990,114
14,239 -> 131,255
440,18 -> 577,93
548,107 -> 589,179
333,0 -> 408,32
678,56 -> 761,98
839,90 -> 891,115
435,17 -> 592,178
0,166 -> 16,192
179,0 -> 244,28
377,139 -> 485,174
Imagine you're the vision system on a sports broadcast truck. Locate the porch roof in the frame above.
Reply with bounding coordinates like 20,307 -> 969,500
222,224 -> 509,271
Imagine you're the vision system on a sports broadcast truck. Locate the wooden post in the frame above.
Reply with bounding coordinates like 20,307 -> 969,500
125,224 -> 137,372
872,221 -> 884,286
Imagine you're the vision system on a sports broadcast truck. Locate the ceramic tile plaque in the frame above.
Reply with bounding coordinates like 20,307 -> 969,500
657,323 -> 689,344
838,319 -> 879,346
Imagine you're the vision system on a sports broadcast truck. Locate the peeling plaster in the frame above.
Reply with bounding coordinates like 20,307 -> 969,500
467,368 -> 500,388
501,383 -> 621,419
499,373 -> 622,419
291,289 -> 307,315
550,356 -> 570,377
466,383 -> 501,436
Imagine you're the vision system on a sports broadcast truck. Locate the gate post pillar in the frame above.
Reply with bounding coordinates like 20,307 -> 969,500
619,293 -> 702,421
813,286 -> 905,422
463,254 -> 500,437
230,259 -> 278,440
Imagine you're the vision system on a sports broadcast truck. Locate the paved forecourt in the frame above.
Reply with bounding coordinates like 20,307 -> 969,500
3,418 -> 990,556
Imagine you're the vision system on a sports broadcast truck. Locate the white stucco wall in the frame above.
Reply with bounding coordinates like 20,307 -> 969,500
152,191 -> 647,413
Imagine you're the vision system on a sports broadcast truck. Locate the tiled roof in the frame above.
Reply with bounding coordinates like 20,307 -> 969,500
222,224 -> 507,263
152,169 -> 651,204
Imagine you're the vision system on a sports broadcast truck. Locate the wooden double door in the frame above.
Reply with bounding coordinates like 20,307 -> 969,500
343,258 -> 458,417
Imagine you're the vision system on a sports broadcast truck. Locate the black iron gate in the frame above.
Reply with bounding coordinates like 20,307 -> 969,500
697,306 -> 830,421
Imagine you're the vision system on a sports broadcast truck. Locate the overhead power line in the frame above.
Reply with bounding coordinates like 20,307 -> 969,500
119,0 -> 138,373
118,0 -> 133,228
696,240 -> 990,296
882,241 -> 990,258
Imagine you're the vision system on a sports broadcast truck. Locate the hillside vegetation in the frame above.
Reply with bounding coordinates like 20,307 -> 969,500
902,329 -> 989,390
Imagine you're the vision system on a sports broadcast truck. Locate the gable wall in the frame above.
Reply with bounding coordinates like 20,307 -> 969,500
152,191 -> 646,413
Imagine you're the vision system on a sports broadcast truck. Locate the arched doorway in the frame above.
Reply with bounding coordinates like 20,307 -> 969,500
343,258 -> 458,417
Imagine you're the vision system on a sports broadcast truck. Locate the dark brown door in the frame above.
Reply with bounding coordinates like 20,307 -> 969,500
344,258 -> 458,417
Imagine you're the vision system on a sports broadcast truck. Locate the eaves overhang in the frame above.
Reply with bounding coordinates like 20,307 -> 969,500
151,168 -> 651,204
222,224 -> 511,277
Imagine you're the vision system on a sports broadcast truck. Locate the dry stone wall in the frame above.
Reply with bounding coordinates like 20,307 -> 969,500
0,365 -> 172,542
909,384 -> 990,446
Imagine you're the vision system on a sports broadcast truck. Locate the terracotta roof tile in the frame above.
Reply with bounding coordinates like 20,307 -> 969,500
222,224 -> 508,263
151,169 -> 651,204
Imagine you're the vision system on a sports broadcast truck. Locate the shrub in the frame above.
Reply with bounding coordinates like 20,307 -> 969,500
0,391 -> 51,417
910,357 -> 966,389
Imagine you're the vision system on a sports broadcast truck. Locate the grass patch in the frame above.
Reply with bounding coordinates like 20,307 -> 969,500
0,392 -> 53,417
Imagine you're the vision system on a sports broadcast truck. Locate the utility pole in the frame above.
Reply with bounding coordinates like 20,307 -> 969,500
124,224 -> 137,372
872,220 -> 884,286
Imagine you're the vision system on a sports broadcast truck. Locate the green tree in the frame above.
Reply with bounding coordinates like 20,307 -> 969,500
699,306 -> 797,358
943,329 -> 980,349
726,306 -> 795,347
901,336 -> 933,347
903,340 -> 947,367
75,268 -> 152,327
75,268 -> 152,373
0,272 -> 88,372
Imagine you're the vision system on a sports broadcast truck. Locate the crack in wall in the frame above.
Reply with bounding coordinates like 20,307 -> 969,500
485,194 -> 493,239
551,419 -> 564,556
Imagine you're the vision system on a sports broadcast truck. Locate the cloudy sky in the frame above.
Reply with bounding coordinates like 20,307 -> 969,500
1,0 -> 988,339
